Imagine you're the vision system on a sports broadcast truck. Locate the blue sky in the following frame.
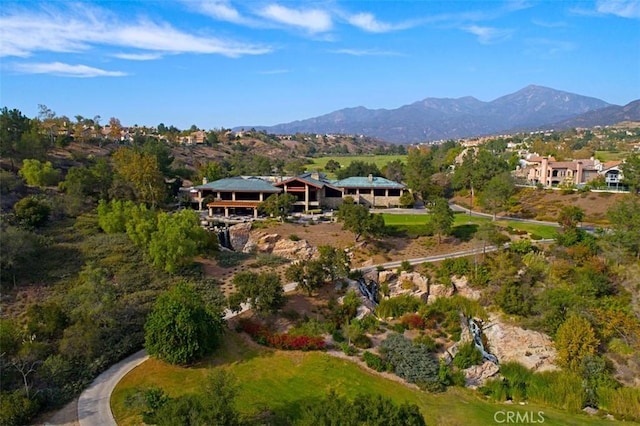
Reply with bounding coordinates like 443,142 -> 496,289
1,1 -> 639,130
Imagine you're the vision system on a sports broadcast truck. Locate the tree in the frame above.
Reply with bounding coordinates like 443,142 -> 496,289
479,172 -> 515,220
112,148 -> 165,207
285,259 -> 329,296
229,271 -> 285,315
258,193 -> 297,221
555,314 -> 599,372
324,159 -> 341,172
196,161 -> 226,183
558,205 -> 585,230
335,160 -> 381,180
0,107 -> 33,167
405,147 -> 436,200
148,210 -> 215,273
14,195 -> 50,228
621,153 -> 640,194
382,159 -> 405,183
18,159 -> 61,187
318,245 -> 350,282
399,191 -> 415,208
606,195 -> 640,258
107,117 -> 123,140
430,198 -> 454,243
336,197 -> 385,242
144,283 -> 224,364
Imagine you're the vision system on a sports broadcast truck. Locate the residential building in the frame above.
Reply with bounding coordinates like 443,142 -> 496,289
193,176 -> 282,218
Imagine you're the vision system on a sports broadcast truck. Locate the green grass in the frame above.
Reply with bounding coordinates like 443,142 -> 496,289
595,150 -> 630,162
112,332 -> 613,426
307,155 -> 407,178
382,213 -> 557,240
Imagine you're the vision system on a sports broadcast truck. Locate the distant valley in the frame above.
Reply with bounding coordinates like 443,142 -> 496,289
242,85 -> 640,143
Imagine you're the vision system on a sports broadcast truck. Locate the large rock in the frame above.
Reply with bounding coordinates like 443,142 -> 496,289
452,276 -> 481,300
464,361 -> 500,388
228,222 -> 252,251
398,271 -> 430,293
483,313 -> 557,372
243,232 -> 281,254
427,284 -> 454,303
272,239 -> 316,260
378,270 -> 396,284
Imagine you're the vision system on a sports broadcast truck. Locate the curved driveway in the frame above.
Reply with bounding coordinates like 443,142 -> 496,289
78,207 -> 558,425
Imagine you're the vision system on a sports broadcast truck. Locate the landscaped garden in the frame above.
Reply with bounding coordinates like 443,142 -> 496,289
111,331 -> 612,426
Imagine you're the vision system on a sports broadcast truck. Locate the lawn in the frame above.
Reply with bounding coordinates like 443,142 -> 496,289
112,332 -> 612,426
595,150 -> 630,162
307,155 -> 407,178
382,213 -> 558,240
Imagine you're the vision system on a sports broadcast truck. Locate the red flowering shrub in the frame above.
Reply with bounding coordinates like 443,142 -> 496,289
237,319 -> 325,351
400,313 -> 426,330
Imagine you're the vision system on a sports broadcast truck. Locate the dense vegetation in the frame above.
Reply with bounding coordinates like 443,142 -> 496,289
1,106 -> 639,424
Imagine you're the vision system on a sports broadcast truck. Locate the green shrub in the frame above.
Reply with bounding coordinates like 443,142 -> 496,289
598,386 -> 640,421
362,351 -> 388,372
0,391 -> 40,426
413,334 -> 439,352
289,234 -> 300,241
352,334 -> 372,349
14,195 -> 51,228
379,333 -> 439,386
527,371 -> 585,413
452,342 -> 483,369
19,159 -> 61,187
375,294 -> 424,318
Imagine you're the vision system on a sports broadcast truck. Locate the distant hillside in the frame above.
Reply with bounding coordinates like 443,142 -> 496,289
547,99 -> 640,130
243,85 -> 613,143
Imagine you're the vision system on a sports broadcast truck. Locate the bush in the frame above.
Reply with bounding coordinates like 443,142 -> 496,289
452,342 -> 483,369
19,159 -> 61,187
379,333 -> 439,386
238,319 -> 325,351
362,351 -> 388,372
14,195 -> 50,228
376,294 -> 424,318
400,313 -> 425,330
352,333 -> 372,349
0,391 -> 40,426
289,234 -> 300,241
413,334 -> 439,352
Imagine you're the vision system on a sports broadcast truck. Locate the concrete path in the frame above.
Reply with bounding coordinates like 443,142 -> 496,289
77,350 -> 149,426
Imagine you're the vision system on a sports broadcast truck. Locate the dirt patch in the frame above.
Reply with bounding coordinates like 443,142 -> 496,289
453,187 -> 626,225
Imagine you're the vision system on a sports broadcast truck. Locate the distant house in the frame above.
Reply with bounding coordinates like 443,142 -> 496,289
193,177 -> 282,218
525,156 -> 625,189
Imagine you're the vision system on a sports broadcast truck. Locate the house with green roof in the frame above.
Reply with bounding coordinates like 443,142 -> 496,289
331,175 -> 406,208
193,173 -> 408,218
193,176 -> 281,218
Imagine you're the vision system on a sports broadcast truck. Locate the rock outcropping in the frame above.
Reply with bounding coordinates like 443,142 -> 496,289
228,222 -> 252,251
243,231 -> 316,260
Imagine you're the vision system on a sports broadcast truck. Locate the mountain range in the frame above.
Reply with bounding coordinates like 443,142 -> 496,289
243,85 -> 640,144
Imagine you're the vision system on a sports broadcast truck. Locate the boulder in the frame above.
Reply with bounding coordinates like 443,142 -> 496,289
243,232 -> 281,254
228,222 -> 252,251
452,276 -> 481,300
427,284 -> 454,303
464,361 -> 500,388
378,270 -> 396,284
272,239 -> 316,260
398,271 -> 430,293
483,313 -> 557,372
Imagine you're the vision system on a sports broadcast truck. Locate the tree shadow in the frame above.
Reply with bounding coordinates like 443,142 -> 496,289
451,224 -> 478,242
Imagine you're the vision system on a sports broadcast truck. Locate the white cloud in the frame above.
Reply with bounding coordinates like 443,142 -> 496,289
331,48 -> 401,56
596,0 -> 640,18
258,4 -> 332,33
112,52 -> 164,61
347,12 -> 412,33
463,25 -> 513,44
12,62 -> 127,77
0,3 -> 271,58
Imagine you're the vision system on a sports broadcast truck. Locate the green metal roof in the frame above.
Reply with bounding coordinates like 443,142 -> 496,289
195,177 -> 282,192
332,176 -> 405,189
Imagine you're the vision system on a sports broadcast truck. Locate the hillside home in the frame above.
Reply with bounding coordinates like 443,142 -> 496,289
193,177 -> 282,218
192,173 -> 408,218
525,156 -> 625,188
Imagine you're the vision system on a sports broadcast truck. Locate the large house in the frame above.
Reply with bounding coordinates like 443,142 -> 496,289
192,172 -> 408,218
524,156 -> 624,188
